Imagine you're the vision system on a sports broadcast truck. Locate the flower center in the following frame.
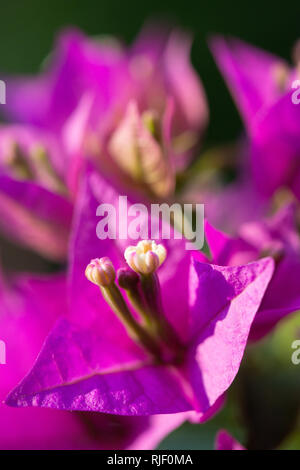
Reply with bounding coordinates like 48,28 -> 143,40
85,241 -> 184,364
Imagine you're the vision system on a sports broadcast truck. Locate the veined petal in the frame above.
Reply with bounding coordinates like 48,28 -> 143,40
188,257 -> 274,410
1,271 -> 181,449
6,318 -> 191,415
204,209 -> 300,341
250,254 -> 300,340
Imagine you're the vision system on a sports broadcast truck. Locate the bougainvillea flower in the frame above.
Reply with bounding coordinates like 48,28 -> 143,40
55,25 -> 208,197
209,36 -> 300,198
0,125 -> 73,260
0,26 -> 208,258
204,203 -> 300,340
105,99 -> 176,198
5,26 -> 208,168
0,107 -> 173,260
215,430 -> 245,450
6,172 -> 274,415
0,267 -> 189,449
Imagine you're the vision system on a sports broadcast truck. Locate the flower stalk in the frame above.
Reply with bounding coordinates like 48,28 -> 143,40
85,258 -> 162,360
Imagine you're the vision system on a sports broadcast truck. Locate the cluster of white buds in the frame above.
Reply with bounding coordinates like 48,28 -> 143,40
84,242 -> 183,362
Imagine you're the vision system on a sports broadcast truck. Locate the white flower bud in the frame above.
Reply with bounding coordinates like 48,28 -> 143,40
124,240 -> 166,274
85,257 -> 116,287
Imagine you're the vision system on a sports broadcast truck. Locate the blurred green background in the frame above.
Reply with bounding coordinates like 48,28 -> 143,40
0,0 -> 300,450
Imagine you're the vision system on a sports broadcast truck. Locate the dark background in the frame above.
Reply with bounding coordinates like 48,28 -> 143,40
0,0 -> 299,146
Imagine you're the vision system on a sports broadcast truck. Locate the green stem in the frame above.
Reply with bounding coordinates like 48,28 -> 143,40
140,273 -> 184,352
100,283 -> 162,360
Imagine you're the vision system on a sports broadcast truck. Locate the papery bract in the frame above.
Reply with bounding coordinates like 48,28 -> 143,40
0,26 -> 208,259
0,268 -> 187,449
6,173 -> 274,416
204,203 -> 300,340
209,36 -> 300,199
